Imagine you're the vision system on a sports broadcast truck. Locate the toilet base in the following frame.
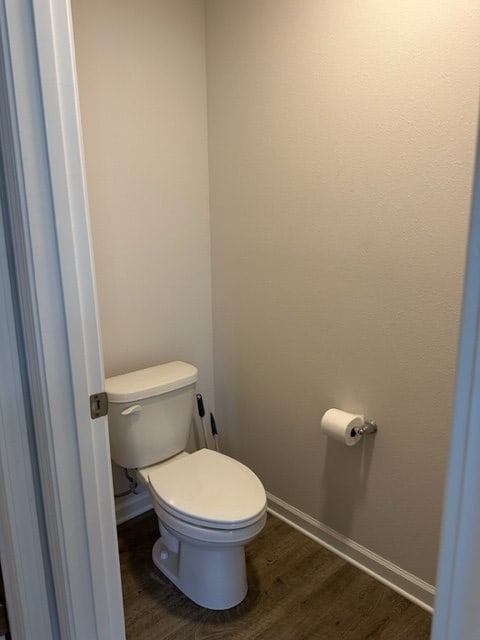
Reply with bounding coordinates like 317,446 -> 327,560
152,534 -> 248,610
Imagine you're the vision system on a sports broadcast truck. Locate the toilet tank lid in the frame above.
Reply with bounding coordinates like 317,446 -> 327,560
105,361 -> 198,402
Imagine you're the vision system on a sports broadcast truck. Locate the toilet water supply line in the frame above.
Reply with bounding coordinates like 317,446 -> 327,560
114,468 -> 139,498
196,394 -> 220,452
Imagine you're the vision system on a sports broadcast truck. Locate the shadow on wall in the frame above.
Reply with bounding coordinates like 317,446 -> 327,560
321,438 -> 376,536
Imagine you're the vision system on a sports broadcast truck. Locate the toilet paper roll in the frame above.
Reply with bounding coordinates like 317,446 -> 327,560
320,408 -> 364,446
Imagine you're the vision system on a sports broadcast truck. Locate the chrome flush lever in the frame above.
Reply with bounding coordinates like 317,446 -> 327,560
121,404 -> 142,416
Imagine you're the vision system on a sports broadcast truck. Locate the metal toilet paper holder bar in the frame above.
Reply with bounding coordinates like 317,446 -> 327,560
353,420 -> 378,437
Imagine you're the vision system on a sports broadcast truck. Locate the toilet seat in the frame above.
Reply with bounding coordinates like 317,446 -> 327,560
153,499 -> 268,547
144,449 -> 267,530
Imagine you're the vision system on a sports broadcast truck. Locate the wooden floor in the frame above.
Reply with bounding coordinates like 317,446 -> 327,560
0,562 -> 9,638
118,510 -> 432,640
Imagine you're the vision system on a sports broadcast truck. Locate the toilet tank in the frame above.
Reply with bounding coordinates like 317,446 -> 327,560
105,361 -> 198,469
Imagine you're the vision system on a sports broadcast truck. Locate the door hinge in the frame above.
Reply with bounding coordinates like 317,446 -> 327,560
90,392 -> 108,419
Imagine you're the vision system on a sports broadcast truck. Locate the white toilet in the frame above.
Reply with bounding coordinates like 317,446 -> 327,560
105,361 -> 267,610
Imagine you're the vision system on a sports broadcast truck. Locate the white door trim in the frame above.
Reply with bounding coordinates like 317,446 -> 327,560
431,127 -> 480,638
0,121 -> 59,640
0,1 -> 125,638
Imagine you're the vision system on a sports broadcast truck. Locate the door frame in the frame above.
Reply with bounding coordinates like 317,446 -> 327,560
431,122 -> 480,638
0,1 -> 125,638
1,0 -> 480,638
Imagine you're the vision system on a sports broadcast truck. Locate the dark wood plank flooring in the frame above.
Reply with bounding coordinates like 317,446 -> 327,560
0,563 -> 9,638
118,510 -> 432,639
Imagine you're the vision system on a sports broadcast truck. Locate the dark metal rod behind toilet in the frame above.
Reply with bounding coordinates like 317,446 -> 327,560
196,393 -> 209,448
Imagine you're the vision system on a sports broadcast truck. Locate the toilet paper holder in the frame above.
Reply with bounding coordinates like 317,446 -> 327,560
352,420 -> 378,437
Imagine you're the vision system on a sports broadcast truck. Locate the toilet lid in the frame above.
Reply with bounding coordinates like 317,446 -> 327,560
146,449 -> 266,528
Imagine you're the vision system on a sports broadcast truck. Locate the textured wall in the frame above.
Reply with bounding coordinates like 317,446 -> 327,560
72,0 -> 480,584
72,0 -> 214,488
206,0 -> 480,584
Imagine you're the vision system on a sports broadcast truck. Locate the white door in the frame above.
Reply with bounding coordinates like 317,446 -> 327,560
0,1 -> 125,638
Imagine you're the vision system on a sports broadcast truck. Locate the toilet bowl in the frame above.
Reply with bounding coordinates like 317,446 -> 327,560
105,361 -> 267,610
137,448 -> 267,609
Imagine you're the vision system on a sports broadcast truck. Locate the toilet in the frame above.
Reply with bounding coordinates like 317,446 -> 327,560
105,361 -> 267,610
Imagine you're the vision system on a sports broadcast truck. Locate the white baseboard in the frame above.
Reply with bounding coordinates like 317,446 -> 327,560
113,487 -> 435,611
266,492 -> 435,612
115,489 -> 152,525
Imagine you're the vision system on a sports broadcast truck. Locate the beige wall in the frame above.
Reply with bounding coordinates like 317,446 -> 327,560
72,0 -> 480,587
206,0 -> 480,584
72,0 -> 214,488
